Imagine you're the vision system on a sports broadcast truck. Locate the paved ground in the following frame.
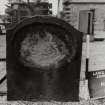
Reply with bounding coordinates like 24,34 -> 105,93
0,32 -> 105,104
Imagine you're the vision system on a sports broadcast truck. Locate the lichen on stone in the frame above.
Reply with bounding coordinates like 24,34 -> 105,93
20,30 -> 69,70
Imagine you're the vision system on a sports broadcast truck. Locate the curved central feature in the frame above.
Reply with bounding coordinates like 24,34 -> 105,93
7,16 -> 83,101
20,30 -> 69,70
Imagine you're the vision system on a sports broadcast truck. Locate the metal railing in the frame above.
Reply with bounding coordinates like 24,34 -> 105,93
0,32 -> 7,96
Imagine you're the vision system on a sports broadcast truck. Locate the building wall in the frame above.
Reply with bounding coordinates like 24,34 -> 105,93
63,0 -> 105,3
63,2 -> 105,32
66,0 -> 105,2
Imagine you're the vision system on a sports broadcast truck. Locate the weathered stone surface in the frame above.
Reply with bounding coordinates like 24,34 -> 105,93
1,31 -> 105,104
